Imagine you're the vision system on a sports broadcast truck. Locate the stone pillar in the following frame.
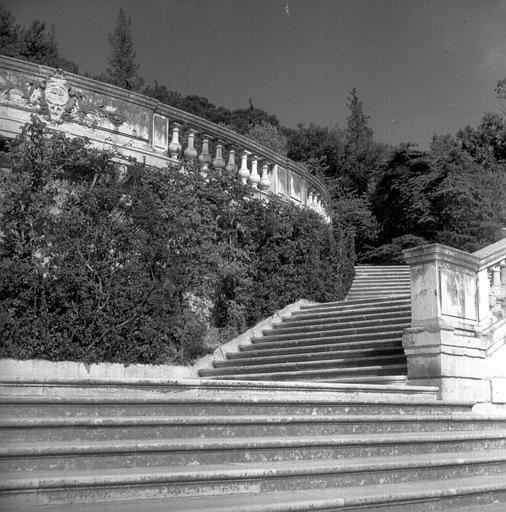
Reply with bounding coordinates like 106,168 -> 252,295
402,244 -> 489,402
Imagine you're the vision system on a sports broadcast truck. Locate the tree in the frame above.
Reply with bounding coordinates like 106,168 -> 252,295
0,5 -> 20,57
340,87 -> 384,196
0,8 -> 79,73
107,9 -> 142,90
19,20 -> 59,67
244,121 -> 288,155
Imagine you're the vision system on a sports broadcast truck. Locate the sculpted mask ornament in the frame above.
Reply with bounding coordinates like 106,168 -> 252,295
26,69 -> 81,124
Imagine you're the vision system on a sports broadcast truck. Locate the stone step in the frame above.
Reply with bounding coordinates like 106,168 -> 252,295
312,375 -> 409,384
0,378 -> 439,402
285,304 -> 411,323
254,322 -> 409,343
250,329 -> 406,349
348,286 -> 410,293
6,474 -> 505,512
3,429 -> 505,473
242,336 -> 404,354
0,396 -> 469,419
201,363 -> 407,382
222,346 -> 404,366
299,296 -> 410,311
347,291 -> 410,297
204,354 -> 407,376
2,415 -> 505,443
1,450 -> 505,507
268,316 -> 411,335
355,265 -> 409,274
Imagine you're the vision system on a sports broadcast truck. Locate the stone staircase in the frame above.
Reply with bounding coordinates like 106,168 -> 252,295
198,265 -> 412,384
1,379 -> 506,511
2,264 -> 506,510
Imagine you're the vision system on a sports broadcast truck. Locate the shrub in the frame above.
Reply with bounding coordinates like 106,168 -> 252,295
0,119 -> 354,365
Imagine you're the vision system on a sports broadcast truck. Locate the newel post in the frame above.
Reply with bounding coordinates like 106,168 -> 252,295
402,244 -> 490,402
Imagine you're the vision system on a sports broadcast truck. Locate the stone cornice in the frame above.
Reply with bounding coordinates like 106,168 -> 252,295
403,243 -> 480,271
0,55 -> 329,204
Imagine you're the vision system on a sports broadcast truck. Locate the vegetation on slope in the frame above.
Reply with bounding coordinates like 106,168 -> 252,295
0,119 -> 353,364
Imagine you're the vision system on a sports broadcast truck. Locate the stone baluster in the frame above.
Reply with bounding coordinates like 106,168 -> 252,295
238,150 -> 251,184
316,195 -> 322,213
212,142 -> 226,170
198,134 -> 212,173
248,155 -> 260,189
225,149 -> 237,173
183,129 -> 198,161
168,123 -> 182,161
490,260 -> 506,317
259,162 -> 271,191
307,190 -> 314,209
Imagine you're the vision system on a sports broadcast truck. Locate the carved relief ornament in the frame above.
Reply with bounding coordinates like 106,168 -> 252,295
0,68 -> 125,128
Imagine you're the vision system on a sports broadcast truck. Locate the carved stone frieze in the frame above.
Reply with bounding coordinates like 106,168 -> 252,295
0,68 -> 125,128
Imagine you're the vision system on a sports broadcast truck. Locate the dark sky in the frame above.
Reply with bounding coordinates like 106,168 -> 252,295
5,0 -> 506,148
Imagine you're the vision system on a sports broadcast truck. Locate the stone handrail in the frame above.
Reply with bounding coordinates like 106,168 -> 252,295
0,55 -> 330,219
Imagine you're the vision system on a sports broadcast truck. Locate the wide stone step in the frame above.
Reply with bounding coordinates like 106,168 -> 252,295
286,304 -> 411,324
202,363 -> 407,382
3,428 -> 505,473
7,474 -> 505,512
268,316 -> 411,335
0,396 -> 470,419
348,281 -> 411,296
222,346 -> 404,366
243,335 -> 404,354
355,265 -> 409,274
255,322 -> 409,343
299,297 -> 410,311
203,354 -> 407,376
2,450 -> 505,507
347,291 -> 410,298
2,415 -> 505,443
313,375 -> 410,384
0,378 -> 439,403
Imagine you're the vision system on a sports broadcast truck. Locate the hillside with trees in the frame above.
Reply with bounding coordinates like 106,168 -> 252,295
1,6 -> 505,365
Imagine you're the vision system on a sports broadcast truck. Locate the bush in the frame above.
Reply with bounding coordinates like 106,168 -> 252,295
0,119 -> 354,365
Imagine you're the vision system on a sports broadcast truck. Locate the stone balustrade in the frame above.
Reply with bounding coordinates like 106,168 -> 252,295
402,234 -> 506,403
0,56 -> 330,220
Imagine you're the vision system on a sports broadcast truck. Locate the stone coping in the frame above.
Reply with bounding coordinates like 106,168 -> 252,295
473,237 -> 506,270
403,243 -> 480,271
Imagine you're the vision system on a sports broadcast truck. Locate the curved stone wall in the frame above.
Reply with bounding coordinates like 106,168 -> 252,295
0,56 -> 330,218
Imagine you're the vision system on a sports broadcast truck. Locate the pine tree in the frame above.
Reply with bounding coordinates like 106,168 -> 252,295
340,87 -> 382,196
345,87 -> 373,146
107,9 -> 142,91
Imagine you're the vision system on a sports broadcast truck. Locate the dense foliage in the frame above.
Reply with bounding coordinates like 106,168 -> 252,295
0,6 -> 79,73
0,119 -> 353,364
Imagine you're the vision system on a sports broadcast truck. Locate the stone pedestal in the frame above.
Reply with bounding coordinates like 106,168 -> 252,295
403,244 -> 491,402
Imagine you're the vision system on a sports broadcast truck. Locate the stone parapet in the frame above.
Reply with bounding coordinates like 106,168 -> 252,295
0,55 -> 330,219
